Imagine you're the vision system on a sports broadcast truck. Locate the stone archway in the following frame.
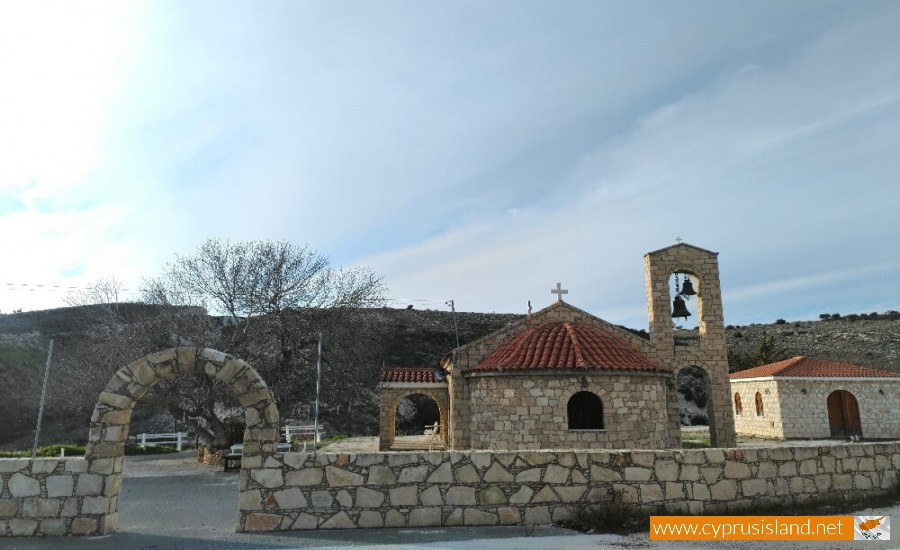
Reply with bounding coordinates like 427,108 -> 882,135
675,364 -> 716,435
85,347 -> 279,534
379,388 -> 449,451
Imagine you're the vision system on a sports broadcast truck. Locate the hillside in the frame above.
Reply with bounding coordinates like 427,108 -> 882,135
1,304 -> 898,449
726,316 -> 900,371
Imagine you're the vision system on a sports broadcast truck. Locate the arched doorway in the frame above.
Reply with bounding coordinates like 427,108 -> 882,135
395,393 -> 440,435
827,390 -> 861,438
676,365 -> 710,426
378,387 -> 448,451
85,347 -> 279,534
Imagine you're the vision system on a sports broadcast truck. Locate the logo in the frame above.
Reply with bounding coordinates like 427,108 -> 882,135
855,516 -> 890,541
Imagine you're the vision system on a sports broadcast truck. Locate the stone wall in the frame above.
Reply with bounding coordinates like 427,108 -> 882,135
238,442 -> 900,531
733,379 -> 900,440
731,380 -> 784,439
465,373 -> 675,450
5,442 -> 898,536
0,457 -> 116,537
644,244 -> 736,448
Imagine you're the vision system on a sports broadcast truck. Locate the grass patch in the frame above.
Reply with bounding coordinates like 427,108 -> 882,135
0,342 -> 43,371
318,434 -> 349,446
292,434 -> 350,449
681,432 -> 711,448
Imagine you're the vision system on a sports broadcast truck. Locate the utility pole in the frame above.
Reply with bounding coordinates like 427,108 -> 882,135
446,300 -> 460,350
31,339 -> 54,460
314,331 -> 322,457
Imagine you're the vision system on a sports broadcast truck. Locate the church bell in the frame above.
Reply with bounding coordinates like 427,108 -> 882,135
680,277 -> 697,297
671,296 -> 691,319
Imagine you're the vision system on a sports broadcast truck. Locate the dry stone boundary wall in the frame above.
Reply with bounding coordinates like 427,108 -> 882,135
1,442 -> 898,536
238,441 -> 900,531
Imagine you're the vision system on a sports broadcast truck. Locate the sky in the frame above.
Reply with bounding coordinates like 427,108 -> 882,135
1,0 -> 898,329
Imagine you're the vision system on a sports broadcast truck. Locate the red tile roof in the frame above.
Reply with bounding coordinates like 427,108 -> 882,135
730,356 -> 900,379
380,367 -> 444,384
468,321 -> 667,373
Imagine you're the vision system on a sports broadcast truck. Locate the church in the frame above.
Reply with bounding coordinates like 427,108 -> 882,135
378,242 -> 737,451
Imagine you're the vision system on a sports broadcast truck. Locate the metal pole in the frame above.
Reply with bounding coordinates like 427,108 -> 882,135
31,339 -> 54,460
313,331 -> 322,457
448,299 -> 460,349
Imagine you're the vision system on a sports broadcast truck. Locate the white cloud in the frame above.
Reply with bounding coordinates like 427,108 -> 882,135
1,1 -> 898,327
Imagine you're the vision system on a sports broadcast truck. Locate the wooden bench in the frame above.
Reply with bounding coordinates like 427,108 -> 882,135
223,442 -> 292,471
135,432 -> 188,451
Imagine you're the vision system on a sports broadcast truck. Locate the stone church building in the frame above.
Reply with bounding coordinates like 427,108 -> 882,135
379,243 -> 737,451
730,356 -> 900,440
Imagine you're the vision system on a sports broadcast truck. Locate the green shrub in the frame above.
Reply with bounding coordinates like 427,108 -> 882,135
0,444 -> 86,458
124,444 -> 178,455
775,319 -> 786,324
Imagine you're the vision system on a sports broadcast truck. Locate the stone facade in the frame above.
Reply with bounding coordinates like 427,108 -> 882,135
730,380 -> 784,439
4,442 -> 898,536
0,457 -> 115,537
379,384 -> 449,451
644,244 -> 736,448
733,378 -> 900,440
446,301 -> 681,451
466,373 -> 673,450
236,442 -> 899,531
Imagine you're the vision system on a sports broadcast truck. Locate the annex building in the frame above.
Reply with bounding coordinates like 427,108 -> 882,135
731,355 -> 900,440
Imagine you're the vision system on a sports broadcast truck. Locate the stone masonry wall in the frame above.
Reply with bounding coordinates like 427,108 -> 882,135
731,380 -> 784,439
4,442 -> 898,536
0,457 -> 115,537
238,442 -> 900,531
466,373 -> 674,450
779,380 -> 900,439
447,301 -> 655,450
734,379 -> 900,440
644,244 -> 736,448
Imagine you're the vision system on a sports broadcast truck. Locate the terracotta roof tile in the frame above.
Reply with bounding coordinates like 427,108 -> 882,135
380,367 -> 444,384
730,356 -> 900,379
468,321 -> 667,373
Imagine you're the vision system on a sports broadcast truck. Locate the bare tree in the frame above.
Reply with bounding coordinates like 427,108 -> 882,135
140,238 -> 388,448
63,277 -> 127,323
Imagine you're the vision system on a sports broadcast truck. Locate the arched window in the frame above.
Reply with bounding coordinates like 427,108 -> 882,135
567,391 -> 604,429
755,392 -> 764,416
734,392 -> 742,415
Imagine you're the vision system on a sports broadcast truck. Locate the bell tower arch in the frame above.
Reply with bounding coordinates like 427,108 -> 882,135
644,243 -> 736,447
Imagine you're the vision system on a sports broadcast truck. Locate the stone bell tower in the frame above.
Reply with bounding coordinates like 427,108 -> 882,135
644,243 -> 736,448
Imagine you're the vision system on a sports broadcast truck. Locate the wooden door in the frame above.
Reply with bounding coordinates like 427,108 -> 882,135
827,390 -> 861,437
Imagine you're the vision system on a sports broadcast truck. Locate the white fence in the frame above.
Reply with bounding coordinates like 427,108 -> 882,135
136,432 -> 188,451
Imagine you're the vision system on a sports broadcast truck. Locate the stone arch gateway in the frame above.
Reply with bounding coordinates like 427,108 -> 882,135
86,347 -> 279,534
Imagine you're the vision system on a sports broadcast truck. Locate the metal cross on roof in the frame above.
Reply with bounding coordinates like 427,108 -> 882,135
551,282 -> 568,302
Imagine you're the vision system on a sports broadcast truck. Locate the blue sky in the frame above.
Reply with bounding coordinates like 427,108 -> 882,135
1,1 -> 898,328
